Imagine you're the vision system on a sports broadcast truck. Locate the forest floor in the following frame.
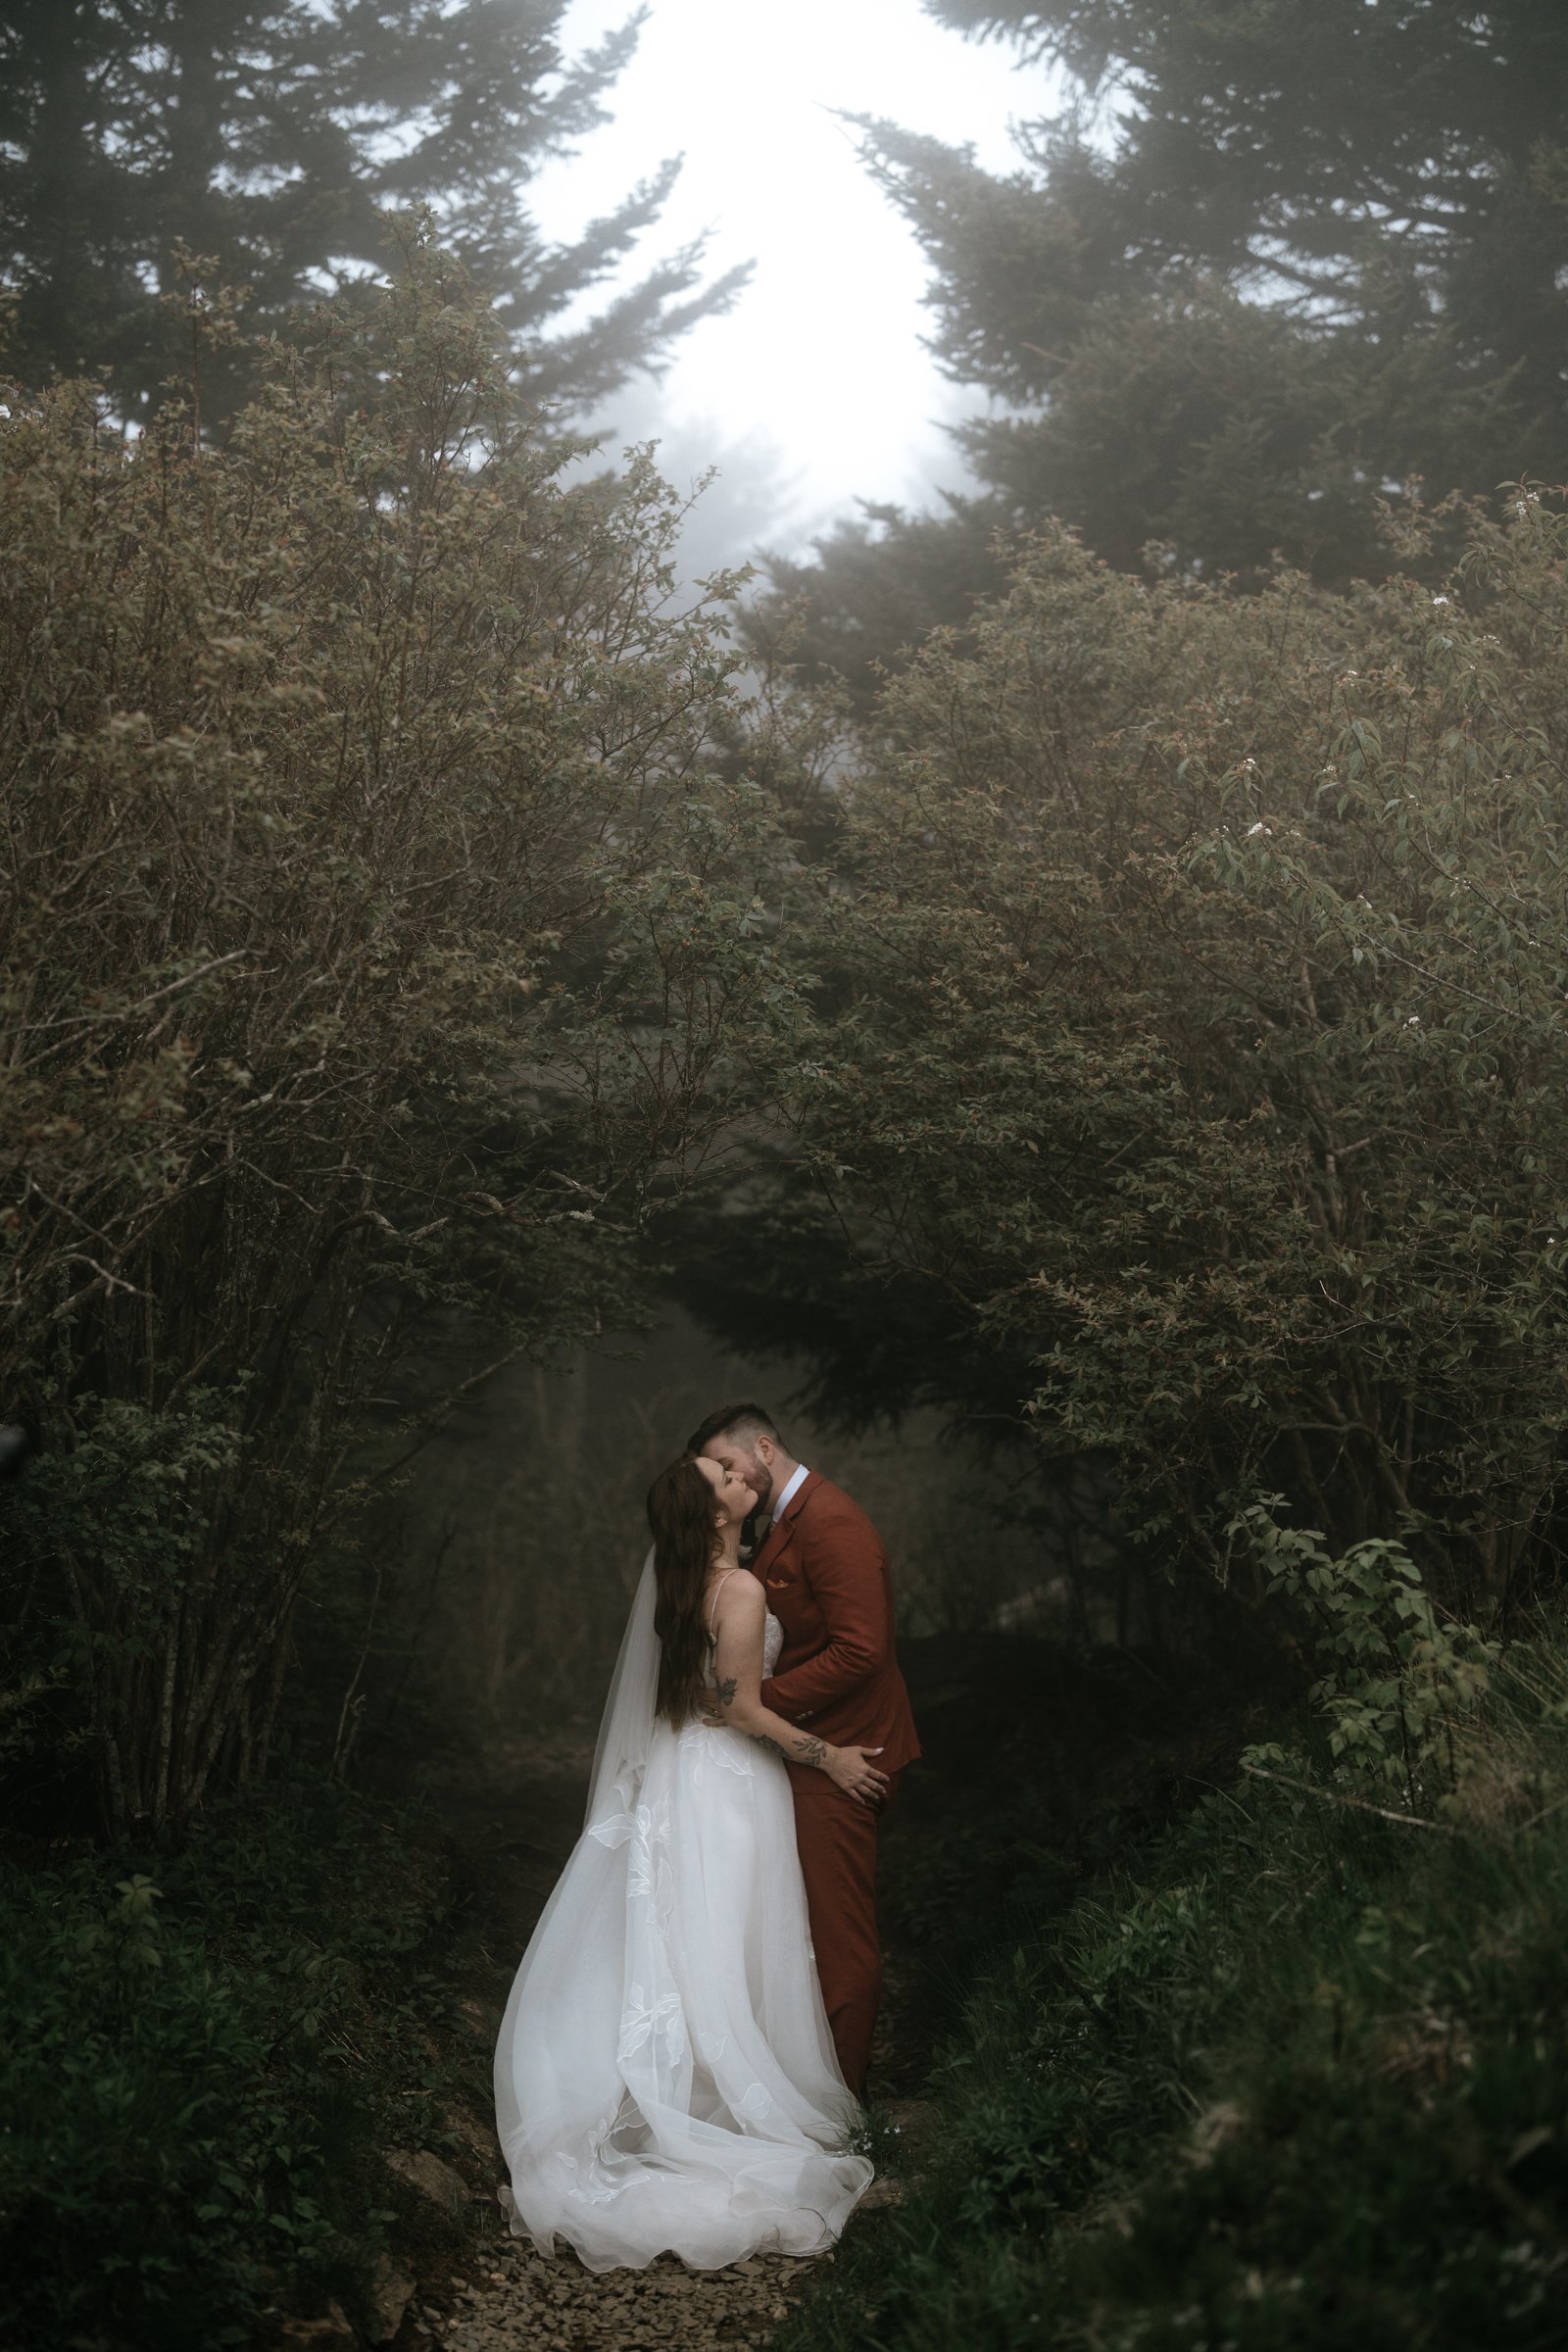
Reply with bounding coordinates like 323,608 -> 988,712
299,1628 -> 1235,2352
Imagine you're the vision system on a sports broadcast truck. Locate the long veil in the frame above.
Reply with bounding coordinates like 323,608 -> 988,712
582,1548 -> 658,1832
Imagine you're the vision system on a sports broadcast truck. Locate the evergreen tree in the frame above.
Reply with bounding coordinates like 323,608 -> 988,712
759,493 -> 1005,710
907,0 -> 1568,516
763,1 -> 1568,685
0,1 -> 746,420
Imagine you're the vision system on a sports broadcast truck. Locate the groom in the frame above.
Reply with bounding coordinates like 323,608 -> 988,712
688,1402 -> 920,2097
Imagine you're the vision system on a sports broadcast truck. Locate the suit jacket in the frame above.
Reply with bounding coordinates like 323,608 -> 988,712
752,1471 -> 921,1783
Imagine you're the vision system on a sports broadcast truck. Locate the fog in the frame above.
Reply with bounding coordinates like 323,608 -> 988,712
530,0 -> 1045,561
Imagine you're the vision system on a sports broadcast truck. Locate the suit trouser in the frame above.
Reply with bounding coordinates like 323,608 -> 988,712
792,1768 -> 901,2099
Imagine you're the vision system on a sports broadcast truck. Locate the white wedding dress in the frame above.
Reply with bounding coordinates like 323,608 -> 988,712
493,1559 -> 872,2271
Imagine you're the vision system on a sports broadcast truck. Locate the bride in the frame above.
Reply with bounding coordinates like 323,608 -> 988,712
492,1451 -> 888,2271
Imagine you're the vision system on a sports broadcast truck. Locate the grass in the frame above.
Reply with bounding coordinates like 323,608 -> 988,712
784,1628 -> 1568,2350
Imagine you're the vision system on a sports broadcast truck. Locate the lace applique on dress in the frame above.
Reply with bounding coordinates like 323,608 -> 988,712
691,1732 -> 752,1788
616,1981 -> 688,2068
586,1791 -> 676,1922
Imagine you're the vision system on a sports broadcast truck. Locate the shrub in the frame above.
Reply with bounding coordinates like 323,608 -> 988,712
0,1775 -> 462,2347
762,494 -> 1568,1614
1233,1499 -> 1498,1804
782,1625 -> 1568,2352
0,230 -> 783,1824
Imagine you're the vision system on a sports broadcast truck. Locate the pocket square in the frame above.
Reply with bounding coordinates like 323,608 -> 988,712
765,1576 -> 790,1589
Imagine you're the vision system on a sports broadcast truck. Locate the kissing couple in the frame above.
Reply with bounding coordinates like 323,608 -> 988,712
492,1402 -> 921,2271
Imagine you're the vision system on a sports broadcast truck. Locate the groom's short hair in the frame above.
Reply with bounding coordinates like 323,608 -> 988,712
686,1401 -> 780,1457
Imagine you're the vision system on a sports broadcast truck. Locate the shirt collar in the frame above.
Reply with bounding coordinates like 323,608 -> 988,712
771,1462 -> 809,1525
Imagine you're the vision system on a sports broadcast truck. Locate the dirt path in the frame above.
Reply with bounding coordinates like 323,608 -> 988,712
416,2237 -> 831,2351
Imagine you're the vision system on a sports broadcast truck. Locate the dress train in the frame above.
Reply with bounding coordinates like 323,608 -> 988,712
493,1583 -> 871,2270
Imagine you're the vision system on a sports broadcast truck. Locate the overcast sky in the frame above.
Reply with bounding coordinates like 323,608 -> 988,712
530,0 -> 1049,564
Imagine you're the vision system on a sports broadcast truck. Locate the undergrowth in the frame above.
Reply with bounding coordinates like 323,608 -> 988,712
786,1621 -> 1568,2350
0,1769 -> 476,2349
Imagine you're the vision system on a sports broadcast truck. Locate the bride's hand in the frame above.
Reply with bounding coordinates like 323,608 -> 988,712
824,1743 -> 890,1807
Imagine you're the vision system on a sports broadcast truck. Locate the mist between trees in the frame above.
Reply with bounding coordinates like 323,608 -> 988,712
353,1314 -> 1068,1767
3,200 -> 1567,1831
4,200 -> 1568,1814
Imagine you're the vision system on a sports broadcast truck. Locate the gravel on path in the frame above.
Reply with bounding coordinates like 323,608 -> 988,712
404,2235 -> 827,2351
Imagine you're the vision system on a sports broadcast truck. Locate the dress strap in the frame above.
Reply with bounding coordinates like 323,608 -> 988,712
707,1568 -> 738,1639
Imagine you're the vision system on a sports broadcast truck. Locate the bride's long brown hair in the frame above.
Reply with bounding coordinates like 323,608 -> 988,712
647,1454 -> 722,1727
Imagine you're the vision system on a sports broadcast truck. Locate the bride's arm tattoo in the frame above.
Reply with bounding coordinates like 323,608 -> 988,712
712,1609 -> 838,1776
749,1730 -> 828,1769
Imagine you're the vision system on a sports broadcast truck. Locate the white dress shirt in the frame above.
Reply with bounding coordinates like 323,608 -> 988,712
770,1462 -> 809,1525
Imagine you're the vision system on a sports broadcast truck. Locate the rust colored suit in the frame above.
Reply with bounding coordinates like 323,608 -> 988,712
752,1471 -> 920,2095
